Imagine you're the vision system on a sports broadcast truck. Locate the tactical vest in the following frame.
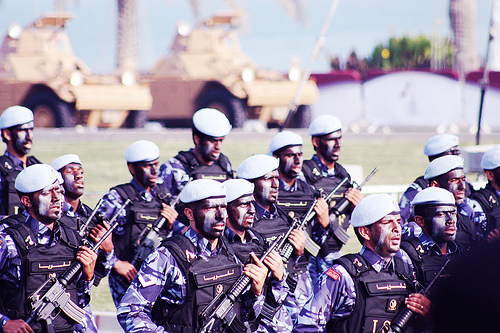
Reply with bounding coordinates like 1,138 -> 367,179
59,202 -> 94,234
276,179 -> 316,220
471,186 -> 500,233
175,150 -> 234,182
110,183 -> 169,263
327,254 -> 415,333
302,159 -> 352,255
0,216 -> 82,333
400,238 -> 458,297
455,213 -> 477,254
227,231 -> 266,264
0,155 -> 41,215
152,235 -> 242,333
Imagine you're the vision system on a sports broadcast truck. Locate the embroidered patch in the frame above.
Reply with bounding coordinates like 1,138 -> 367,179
185,250 -> 196,261
325,267 -> 340,280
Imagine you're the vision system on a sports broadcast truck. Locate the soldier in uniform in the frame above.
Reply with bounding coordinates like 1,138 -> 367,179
467,145 -> 500,238
159,108 -> 234,196
51,154 -> 115,333
98,140 -> 178,306
294,194 -> 431,333
0,106 -> 41,216
400,187 -> 461,300
300,115 -> 363,286
0,164 -> 97,333
237,154 -> 307,324
224,178 -> 291,333
117,179 -> 269,333
399,134 -> 474,238
424,155 -> 478,253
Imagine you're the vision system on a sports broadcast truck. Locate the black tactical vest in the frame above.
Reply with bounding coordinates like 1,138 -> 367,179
0,155 -> 41,215
400,238 -> 459,298
227,231 -> 266,264
175,150 -> 234,182
327,254 -> 415,333
59,202 -> 94,234
471,185 -> 500,234
276,179 -> 316,220
152,235 -> 241,333
455,213 -> 477,254
0,217 -> 82,333
302,159 -> 352,255
110,183 -> 170,264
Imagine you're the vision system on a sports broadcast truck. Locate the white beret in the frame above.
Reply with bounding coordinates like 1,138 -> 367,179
308,115 -> 342,136
180,179 -> 226,203
351,194 -> 400,227
15,164 -> 60,193
424,155 -> 463,180
481,145 -> 500,170
237,155 -> 279,180
411,187 -> 455,207
423,134 -> 459,157
223,179 -> 255,203
51,154 -> 82,171
193,108 -> 232,137
124,140 -> 160,163
0,106 -> 34,129
269,131 -> 303,154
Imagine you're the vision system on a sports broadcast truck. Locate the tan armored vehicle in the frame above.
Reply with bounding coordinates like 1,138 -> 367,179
0,12 -> 152,128
145,11 -> 319,128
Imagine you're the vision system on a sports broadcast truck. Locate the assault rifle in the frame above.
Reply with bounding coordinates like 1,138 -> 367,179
77,198 -> 104,238
376,258 -> 452,333
199,233 -> 285,333
25,199 -> 131,332
328,167 -> 378,246
198,178 -> 349,333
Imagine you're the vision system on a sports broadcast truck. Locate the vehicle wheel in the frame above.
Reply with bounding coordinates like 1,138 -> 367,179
24,92 -> 74,128
123,110 -> 148,128
289,105 -> 312,128
197,89 -> 247,128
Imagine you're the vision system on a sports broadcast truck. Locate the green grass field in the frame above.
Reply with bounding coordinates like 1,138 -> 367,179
27,131 -> 492,311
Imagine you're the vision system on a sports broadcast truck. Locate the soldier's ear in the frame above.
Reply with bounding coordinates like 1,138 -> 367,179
193,134 -> 200,146
429,180 -> 439,188
2,128 -> 11,142
127,163 -> 135,176
20,195 -> 32,209
485,170 -> 495,182
184,206 -> 194,222
414,215 -> 426,228
311,137 -> 320,149
358,226 -> 371,242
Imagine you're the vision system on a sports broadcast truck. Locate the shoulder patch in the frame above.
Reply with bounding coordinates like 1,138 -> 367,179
325,267 -> 341,280
185,249 -> 196,261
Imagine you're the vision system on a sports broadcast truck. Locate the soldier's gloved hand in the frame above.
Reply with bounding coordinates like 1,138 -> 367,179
114,260 -> 138,283
77,245 -> 98,281
314,197 -> 330,228
345,188 -> 363,207
160,203 -> 179,231
288,229 -> 306,256
89,221 -> 113,253
405,293 -> 431,317
244,252 -> 268,296
263,249 -> 284,280
2,319 -> 34,333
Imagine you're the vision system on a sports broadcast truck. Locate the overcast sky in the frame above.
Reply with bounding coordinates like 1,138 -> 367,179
0,0 -> 492,73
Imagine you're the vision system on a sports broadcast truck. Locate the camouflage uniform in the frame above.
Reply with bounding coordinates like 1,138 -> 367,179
116,227 -> 269,333
0,214 -> 93,333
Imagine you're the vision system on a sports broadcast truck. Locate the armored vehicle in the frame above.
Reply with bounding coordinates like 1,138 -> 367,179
0,12 -> 152,128
145,11 -> 319,128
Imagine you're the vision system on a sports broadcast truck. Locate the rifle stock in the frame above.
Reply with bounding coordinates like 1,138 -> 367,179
25,199 -> 131,329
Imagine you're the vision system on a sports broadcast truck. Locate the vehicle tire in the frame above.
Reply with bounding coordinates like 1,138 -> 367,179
124,110 -> 148,128
197,89 -> 247,128
24,92 -> 74,128
289,105 -> 312,128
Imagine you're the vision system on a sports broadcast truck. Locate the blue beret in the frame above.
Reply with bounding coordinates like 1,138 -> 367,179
308,115 -> 342,136
124,140 -> 160,163
180,179 -> 226,203
237,155 -> 279,180
0,106 -> 34,129
423,134 -> 459,156
481,145 -> 500,170
351,194 -> 399,227
223,179 -> 254,203
424,155 -> 463,180
51,154 -> 82,171
269,131 -> 303,154
193,108 -> 232,137
15,164 -> 60,193
411,187 -> 455,207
